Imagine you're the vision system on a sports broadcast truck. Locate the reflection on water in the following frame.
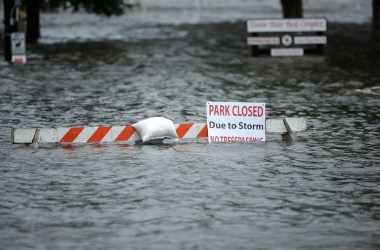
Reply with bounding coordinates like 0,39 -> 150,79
0,9 -> 379,250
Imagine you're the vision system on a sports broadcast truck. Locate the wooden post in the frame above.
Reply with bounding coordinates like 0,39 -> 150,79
280,0 -> 303,18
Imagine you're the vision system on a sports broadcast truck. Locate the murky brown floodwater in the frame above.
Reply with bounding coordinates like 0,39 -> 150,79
0,4 -> 379,250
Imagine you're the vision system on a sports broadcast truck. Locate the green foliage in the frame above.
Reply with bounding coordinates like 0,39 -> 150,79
41,0 -> 125,16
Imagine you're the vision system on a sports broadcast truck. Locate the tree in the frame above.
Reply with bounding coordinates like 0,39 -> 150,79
2,0 -> 126,60
372,0 -> 380,65
27,0 -> 40,43
280,0 -> 303,18
43,0 -> 125,16
3,0 -> 14,61
373,0 -> 380,47
26,0 -> 125,43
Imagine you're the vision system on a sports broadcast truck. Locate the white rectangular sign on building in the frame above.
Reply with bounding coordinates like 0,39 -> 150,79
206,101 -> 266,143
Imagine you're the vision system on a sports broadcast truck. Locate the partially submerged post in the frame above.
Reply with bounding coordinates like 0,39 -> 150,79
282,118 -> 297,141
3,0 -> 27,64
31,128 -> 40,149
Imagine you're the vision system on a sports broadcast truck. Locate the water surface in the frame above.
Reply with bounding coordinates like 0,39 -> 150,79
0,4 -> 379,250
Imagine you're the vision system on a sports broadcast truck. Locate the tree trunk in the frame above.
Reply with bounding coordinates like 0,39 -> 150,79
373,0 -> 380,47
3,0 -> 15,61
281,0 -> 303,18
26,0 -> 40,43
371,0 -> 380,66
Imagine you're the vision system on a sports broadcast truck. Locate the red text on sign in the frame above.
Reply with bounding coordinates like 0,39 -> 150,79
209,104 -> 230,116
209,104 -> 264,117
232,105 -> 264,117
210,136 -> 264,143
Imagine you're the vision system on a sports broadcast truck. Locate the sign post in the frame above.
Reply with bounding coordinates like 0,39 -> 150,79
11,32 -> 26,64
206,101 -> 266,143
3,0 -> 27,64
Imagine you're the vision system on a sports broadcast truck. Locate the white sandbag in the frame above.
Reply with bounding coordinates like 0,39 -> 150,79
132,117 -> 178,143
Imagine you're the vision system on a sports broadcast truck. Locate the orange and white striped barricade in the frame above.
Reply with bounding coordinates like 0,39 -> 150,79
12,117 -> 306,145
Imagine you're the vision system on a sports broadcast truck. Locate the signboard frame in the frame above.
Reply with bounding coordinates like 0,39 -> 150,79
247,18 -> 327,57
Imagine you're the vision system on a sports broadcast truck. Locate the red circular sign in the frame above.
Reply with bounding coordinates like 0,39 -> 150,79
281,34 -> 293,46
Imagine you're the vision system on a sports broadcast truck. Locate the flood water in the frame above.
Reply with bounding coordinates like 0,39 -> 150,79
1,2 -> 379,250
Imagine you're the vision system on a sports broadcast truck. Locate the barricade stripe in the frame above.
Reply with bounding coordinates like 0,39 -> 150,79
74,127 -> 97,143
179,123 -> 202,138
176,123 -> 193,139
196,124 -> 208,138
87,126 -> 112,142
115,126 -> 136,142
59,127 -> 85,143
103,126 -> 124,142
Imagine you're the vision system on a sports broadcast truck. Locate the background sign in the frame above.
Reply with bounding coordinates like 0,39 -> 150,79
206,101 -> 266,143
247,18 -> 327,33
11,32 -> 26,64
11,32 -> 26,55
247,18 -> 327,57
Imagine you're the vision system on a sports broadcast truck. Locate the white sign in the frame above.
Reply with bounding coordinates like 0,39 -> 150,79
271,48 -> 304,57
206,101 -> 266,143
247,37 -> 280,45
247,18 -> 327,33
294,36 -> 327,45
11,55 -> 27,64
11,32 -> 26,55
